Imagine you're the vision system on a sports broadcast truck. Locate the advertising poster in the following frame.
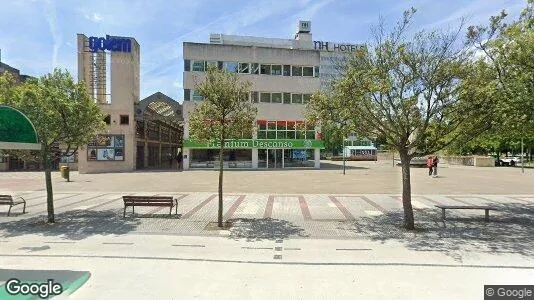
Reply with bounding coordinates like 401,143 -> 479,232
88,149 -> 97,160
114,149 -> 124,161
114,136 -> 124,147
97,149 -> 115,160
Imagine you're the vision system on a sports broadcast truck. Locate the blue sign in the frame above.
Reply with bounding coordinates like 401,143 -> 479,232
293,150 -> 307,159
89,35 -> 132,53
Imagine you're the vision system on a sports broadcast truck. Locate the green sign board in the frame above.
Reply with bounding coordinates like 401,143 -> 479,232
0,105 -> 41,150
184,139 -> 325,149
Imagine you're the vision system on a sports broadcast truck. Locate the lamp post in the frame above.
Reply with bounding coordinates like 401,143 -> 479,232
521,137 -> 524,174
342,138 -> 346,175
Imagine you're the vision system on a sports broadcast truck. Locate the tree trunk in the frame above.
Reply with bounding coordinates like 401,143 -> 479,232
217,142 -> 224,228
43,148 -> 55,223
399,151 -> 415,230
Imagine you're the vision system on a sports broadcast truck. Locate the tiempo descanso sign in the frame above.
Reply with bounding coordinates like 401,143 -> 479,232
89,35 -> 132,53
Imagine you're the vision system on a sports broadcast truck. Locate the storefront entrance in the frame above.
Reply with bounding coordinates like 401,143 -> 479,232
268,149 -> 283,168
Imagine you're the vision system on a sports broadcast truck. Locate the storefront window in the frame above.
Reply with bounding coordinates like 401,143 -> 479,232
190,149 -> 252,169
283,149 -> 315,168
87,135 -> 125,161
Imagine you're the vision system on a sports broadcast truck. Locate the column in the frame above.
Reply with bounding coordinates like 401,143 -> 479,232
158,124 -> 162,167
314,148 -> 320,168
252,149 -> 258,169
183,148 -> 190,170
143,120 -> 148,168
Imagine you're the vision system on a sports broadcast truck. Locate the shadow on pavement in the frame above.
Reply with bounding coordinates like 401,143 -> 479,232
228,218 -> 309,241
0,210 -> 141,240
345,203 -> 534,261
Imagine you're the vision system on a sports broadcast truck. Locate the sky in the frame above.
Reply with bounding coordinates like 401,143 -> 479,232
0,0 -> 526,103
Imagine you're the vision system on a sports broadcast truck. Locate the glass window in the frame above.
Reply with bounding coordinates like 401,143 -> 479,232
314,66 -> 320,77
251,63 -> 259,74
218,61 -> 224,70
267,121 -> 276,130
184,59 -> 190,71
120,115 -> 129,125
104,115 -> 111,125
260,92 -> 271,103
277,131 -> 286,139
267,131 -> 276,139
192,90 -> 204,101
303,94 -> 311,104
224,61 -> 238,72
206,61 -> 217,69
184,89 -> 191,101
257,130 -> 267,139
192,60 -> 205,72
302,66 -> 314,76
238,62 -> 250,73
283,93 -> 291,104
271,65 -> 282,75
283,65 -> 291,76
292,94 -> 303,104
292,66 -> 302,76
276,121 -> 286,130
271,93 -> 282,103
251,91 -> 259,103
286,131 -> 295,139
260,64 -> 271,75
306,131 -> 315,139
296,131 -> 304,139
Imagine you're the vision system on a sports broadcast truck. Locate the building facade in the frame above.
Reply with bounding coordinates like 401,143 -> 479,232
182,21 -> 361,170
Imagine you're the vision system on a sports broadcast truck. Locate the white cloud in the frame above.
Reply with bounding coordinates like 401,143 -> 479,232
43,0 -> 62,69
84,12 -> 102,23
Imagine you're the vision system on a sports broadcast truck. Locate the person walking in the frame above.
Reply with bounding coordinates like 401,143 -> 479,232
176,150 -> 183,171
432,155 -> 439,177
427,156 -> 434,176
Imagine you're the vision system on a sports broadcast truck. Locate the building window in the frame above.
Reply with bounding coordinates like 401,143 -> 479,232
103,115 -> 111,125
251,63 -> 259,74
224,61 -> 238,72
283,65 -> 291,76
283,93 -> 291,104
292,66 -> 302,76
238,62 -> 250,74
292,94 -> 303,104
184,59 -> 191,71
87,135 -> 125,161
314,66 -> 320,77
260,64 -> 271,75
271,93 -> 282,103
260,92 -> 271,103
302,66 -> 314,77
184,89 -> 191,101
251,91 -> 259,103
192,90 -> 204,101
302,94 -> 311,104
271,65 -> 282,75
120,115 -> 129,125
192,60 -> 205,72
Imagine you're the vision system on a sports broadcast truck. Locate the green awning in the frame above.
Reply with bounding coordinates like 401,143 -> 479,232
0,105 -> 41,150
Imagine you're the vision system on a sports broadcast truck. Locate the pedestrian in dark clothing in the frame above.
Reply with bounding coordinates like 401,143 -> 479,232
432,156 -> 439,177
176,151 -> 183,171
427,156 -> 434,176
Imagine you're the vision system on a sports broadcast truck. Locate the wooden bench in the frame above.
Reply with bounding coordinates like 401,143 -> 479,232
436,205 -> 497,222
122,196 -> 177,217
0,195 -> 27,216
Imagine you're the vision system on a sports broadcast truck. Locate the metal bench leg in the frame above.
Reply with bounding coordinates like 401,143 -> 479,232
22,202 -> 26,214
442,208 -> 446,221
7,205 -> 12,216
175,203 -> 178,215
123,206 -> 127,218
169,206 -> 172,215
485,209 -> 489,222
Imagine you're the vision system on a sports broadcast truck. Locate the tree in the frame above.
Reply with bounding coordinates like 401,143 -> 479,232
306,9 -> 495,230
464,0 -> 534,159
0,69 -> 105,223
188,66 -> 257,228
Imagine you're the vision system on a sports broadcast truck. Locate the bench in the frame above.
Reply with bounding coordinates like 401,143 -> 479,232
0,195 -> 27,216
122,196 -> 177,217
436,205 -> 497,222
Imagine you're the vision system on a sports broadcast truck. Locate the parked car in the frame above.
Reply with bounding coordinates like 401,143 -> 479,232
496,156 -> 521,166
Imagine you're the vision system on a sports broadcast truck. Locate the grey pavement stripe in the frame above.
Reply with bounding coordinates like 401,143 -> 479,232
24,193 -> 110,216
284,248 -> 301,251
359,196 -> 388,213
102,242 -> 134,245
2,254 -> 534,269
336,248 -> 373,251
80,195 -> 123,210
171,244 -> 205,248
241,247 -> 272,250
44,241 -> 76,244
26,193 -> 81,208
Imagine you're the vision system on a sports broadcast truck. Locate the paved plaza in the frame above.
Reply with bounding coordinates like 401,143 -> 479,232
0,160 -> 533,299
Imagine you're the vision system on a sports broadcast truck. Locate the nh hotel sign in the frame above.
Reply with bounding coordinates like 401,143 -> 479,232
313,41 -> 363,52
89,35 -> 132,53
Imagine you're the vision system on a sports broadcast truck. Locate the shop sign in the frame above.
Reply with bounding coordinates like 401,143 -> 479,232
313,41 -> 362,52
183,139 -> 324,149
89,35 -> 132,53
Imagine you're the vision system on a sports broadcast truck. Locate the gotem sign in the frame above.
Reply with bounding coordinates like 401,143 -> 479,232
313,41 -> 361,52
89,35 -> 132,53
184,139 -> 325,149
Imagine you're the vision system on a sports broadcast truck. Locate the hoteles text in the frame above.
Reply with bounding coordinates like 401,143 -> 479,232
89,35 -> 132,53
313,41 -> 361,52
